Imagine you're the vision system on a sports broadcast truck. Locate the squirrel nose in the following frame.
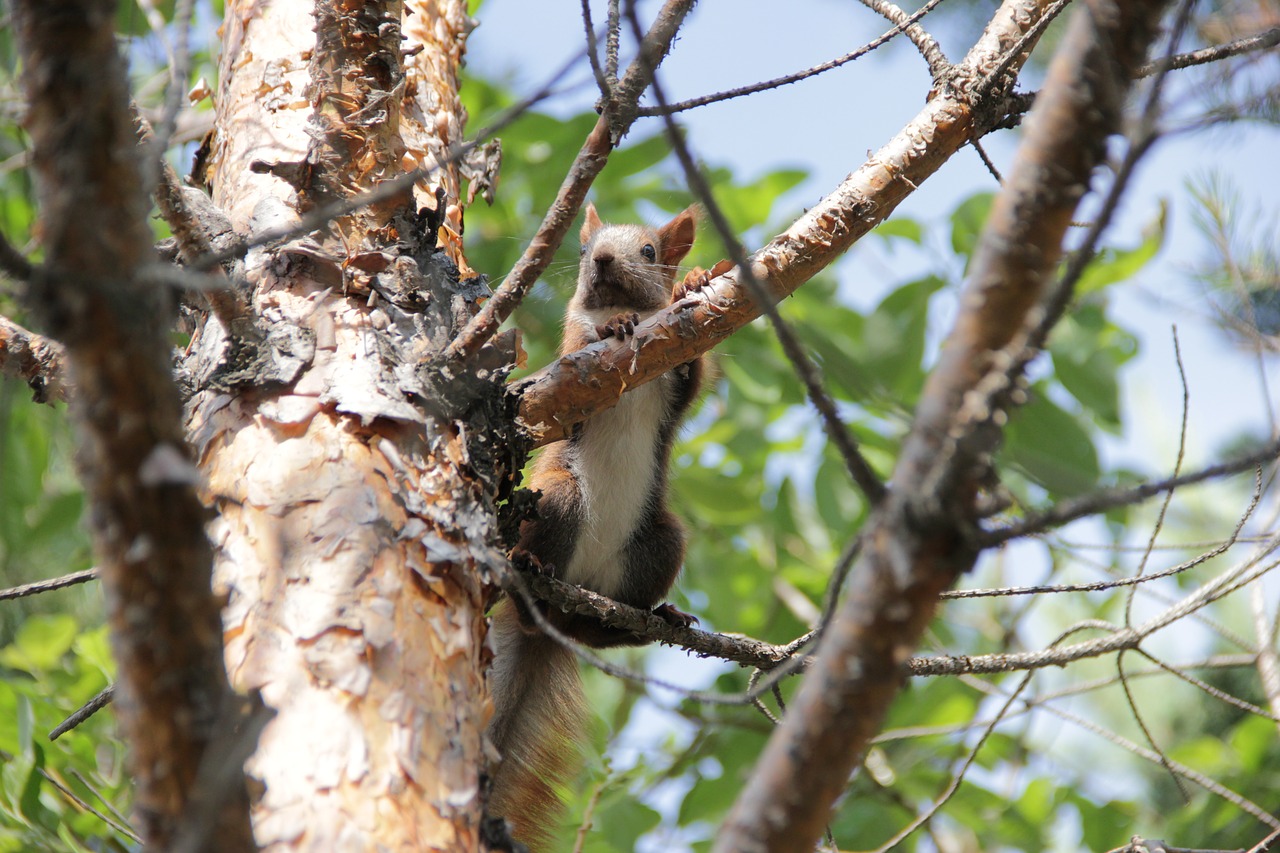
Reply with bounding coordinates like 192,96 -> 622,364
593,250 -> 614,266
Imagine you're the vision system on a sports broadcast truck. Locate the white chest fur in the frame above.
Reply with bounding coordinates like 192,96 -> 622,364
561,310 -> 670,598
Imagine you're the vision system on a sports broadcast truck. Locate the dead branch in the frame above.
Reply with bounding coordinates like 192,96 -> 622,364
10,1 -> 253,847
712,0 -> 1170,849
1138,24 -> 1280,76
0,566 -> 97,601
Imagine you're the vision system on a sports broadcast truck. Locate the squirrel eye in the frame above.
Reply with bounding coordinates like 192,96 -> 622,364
641,243 -> 657,262
579,243 -> 587,257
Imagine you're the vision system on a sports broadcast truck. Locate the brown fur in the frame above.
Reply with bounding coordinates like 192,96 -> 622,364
487,204 -> 706,849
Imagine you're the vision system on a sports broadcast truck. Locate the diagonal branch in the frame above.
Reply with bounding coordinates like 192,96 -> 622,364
516,0 -> 1063,448
444,0 -> 698,361
711,0 -> 1170,849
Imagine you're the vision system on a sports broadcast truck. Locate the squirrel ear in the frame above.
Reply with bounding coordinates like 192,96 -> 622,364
580,202 -> 603,244
658,205 -> 698,270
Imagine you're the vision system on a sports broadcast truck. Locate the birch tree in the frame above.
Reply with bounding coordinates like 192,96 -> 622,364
1,0 -> 1278,851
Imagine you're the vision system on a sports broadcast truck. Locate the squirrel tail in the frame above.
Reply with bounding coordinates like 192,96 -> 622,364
487,601 -> 588,851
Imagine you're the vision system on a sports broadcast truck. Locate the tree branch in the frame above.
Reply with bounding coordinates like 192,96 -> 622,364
515,0 -> 1061,448
10,1 -> 253,847
444,0 -> 698,361
635,0 -> 949,117
1137,24 -> 1280,76
856,0 -> 950,78
982,435 -> 1280,546
712,0 -> 1170,849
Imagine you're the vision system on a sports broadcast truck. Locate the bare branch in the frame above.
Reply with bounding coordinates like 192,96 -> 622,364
11,0 -> 252,845
0,567 -> 97,601
855,0 -> 949,78
1138,25 -> 1280,76
49,685 -> 115,741
444,0 -> 698,361
713,0 -> 1170,848
635,0 -> 949,117
579,0 -> 610,98
983,436 -> 1280,545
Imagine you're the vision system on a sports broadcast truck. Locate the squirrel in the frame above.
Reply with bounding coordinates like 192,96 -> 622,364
487,202 -> 707,850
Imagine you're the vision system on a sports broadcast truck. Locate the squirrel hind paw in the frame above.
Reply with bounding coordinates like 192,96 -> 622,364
595,311 -> 641,341
653,602 -> 698,629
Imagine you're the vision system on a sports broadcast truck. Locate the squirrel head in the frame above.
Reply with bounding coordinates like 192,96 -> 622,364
574,203 -> 698,312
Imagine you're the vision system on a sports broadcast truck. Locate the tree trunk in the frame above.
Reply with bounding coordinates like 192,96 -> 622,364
191,0 -> 510,847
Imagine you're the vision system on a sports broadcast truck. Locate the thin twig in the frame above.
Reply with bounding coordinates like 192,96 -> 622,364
636,0 -> 949,117
950,469 -> 1260,598
0,567 -> 98,601
1125,327 -> 1191,626
982,436 -> 1280,545
444,0 -> 698,361
580,0 -> 610,99
632,8 -> 887,507
856,0 -> 949,77
37,762 -> 140,842
50,685 -> 115,741
1138,25 -> 1280,76
873,622 -> 1099,851
971,137 -> 1003,183
992,685 -> 1280,830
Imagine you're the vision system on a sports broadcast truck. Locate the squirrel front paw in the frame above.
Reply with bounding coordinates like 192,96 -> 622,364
671,259 -> 731,304
595,311 -> 641,341
671,267 -> 712,304
653,602 -> 699,629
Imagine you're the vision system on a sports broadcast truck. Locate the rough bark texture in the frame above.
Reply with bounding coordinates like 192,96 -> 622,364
194,0 -> 510,849
712,0 -> 1170,850
11,0 -> 253,848
0,315 -> 69,404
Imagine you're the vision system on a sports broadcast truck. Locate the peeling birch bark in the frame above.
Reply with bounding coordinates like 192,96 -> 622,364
193,1 -> 507,848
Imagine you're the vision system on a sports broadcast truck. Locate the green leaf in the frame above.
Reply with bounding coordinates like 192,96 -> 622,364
950,192 -> 995,262
2,615 -> 79,673
872,217 -> 924,245
1002,386 -> 1100,497
1050,304 -> 1137,432
1075,202 -> 1166,295
597,796 -> 660,852
1073,795 -> 1134,851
